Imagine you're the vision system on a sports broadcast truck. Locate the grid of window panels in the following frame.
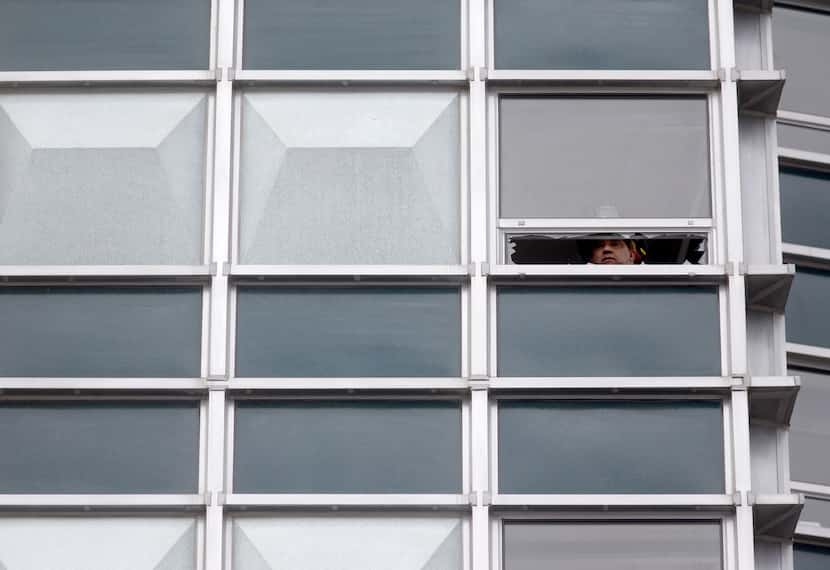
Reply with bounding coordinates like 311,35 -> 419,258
0,1 -> 796,569
774,1 -> 830,563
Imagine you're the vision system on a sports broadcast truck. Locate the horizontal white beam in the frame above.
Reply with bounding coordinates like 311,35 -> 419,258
778,110 -> 830,130
787,343 -> 830,362
0,265 -> 213,279
224,494 -> 470,508
228,265 -> 470,279
0,378 -> 208,391
0,495 -> 206,509
234,70 -> 469,85
790,482 -> 830,497
489,377 -> 737,390
487,264 -> 726,281
0,70 -> 216,85
751,493 -> 803,506
747,376 -> 799,389
487,70 -> 720,87
499,218 -> 713,230
491,494 -> 736,508
228,378 -> 469,391
779,148 -> 830,169
795,522 -> 830,540
783,244 -> 830,264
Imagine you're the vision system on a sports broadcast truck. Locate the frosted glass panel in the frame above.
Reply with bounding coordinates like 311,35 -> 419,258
495,0 -> 710,70
795,544 -> 830,570
780,167 -> 830,250
503,522 -> 722,570
789,368 -> 830,485
497,286 -> 721,376
787,267 -> 830,348
499,97 -> 711,218
0,517 -> 197,570
244,0 -> 459,69
498,400 -> 725,493
233,516 -> 462,570
239,91 -> 459,264
0,0 -> 209,71
0,91 -> 206,264
235,287 -> 460,377
774,7 -> 830,117
0,402 -> 199,493
0,286 -> 202,377
234,401 -> 461,493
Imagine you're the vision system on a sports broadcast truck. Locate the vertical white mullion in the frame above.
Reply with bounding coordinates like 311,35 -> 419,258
471,386 -> 490,570
205,388 -> 227,570
731,387 -> 755,570
208,0 -> 236,382
728,275 -> 748,377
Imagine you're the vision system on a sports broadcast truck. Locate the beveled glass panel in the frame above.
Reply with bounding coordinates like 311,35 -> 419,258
787,267 -> 830,349
494,0 -> 710,70
0,0 -> 209,71
795,543 -> 830,570
0,517 -> 197,569
789,368 -> 830,485
0,286 -> 202,377
503,521 -> 722,570
234,401 -> 461,493
0,402 -> 199,493
774,7 -> 830,117
779,123 -> 830,156
497,286 -> 721,377
498,400 -> 725,493
235,286 -> 461,377
238,91 -> 460,264
780,167 -> 830,250
243,0 -> 459,69
233,516 -> 463,569
0,91 -> 206,264
499,97 -> 711,218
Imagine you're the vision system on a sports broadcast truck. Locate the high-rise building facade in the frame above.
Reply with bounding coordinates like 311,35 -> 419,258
0,0 -> 825,568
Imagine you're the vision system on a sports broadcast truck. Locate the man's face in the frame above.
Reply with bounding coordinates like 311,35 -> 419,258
590,239 -> 635,265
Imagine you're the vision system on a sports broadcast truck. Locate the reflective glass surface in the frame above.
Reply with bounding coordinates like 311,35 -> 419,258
0,286 -> 203,377
498,400 -> 725,493
499,97 -> 711,218
239,91 -> 460,264
780,167 -> 830,250
789,368 -> 830,485
787,267 -> 830,349
243,0 -> 459,69
774,7 -> 830,117
234,400 -> 462,493
497,286 -> 721,377
0,402 -> 199,493
794,543 -> 830,570
235,287 -> 461,377
778,123 -> 830,156
494,0 -> 710,70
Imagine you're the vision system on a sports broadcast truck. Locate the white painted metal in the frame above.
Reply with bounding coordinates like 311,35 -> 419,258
491,494 -> 736,508
223,494 -> 471,508
0,378 -> 208,390
796,522 -> 830,540
226,378 -> 468,390
227,264 -> 471,278
0,70 -> 217,85
233,70 -> 469,84
778,110 -> 830,129
486,70 -> 720,85
489,377 -> 737,390
778,148 -> 830,168
783,243 -> 830,263
787,343 -> 830,361
0,265 -> 212,278
0,495 -> 206,508
487,264 -> 727,279
205,389 -> 227,570
790,482 -> 830,497
498,217 -> 713,229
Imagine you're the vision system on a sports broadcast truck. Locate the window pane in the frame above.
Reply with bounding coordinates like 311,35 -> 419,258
780,167 -> 830,250
0,0 -> 209,71
0,286 -> 202,377
238,91 -> 460,264
498,400 -> 725,493
789,368 -> 830,485
233,401 -> 461,493
499,97 -> 711,219
802,496 -> 830,528
795,543 -> 830,570
0,91 -> 206,264
233,516 -> 462,569
235,287 -> 461,377
243,0 -> 459,69
774,7 -> 830,117
497,286 -> 721,377
503,522 -> 722,570
0,402 -> 199,493
494,0 -> 710,70
778,123 -> 830,156
0,517 -> 197,569
787,267 -> 830,348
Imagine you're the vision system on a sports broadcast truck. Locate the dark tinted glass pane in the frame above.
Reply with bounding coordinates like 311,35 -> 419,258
795,543 -> 830,570
789,368 -> 830,485
503,522 -> 722,569
235,287 -> 461,377
0,402 -> 199,493
787,267 -> 830,349
801,496 -> 830,528
0,0 -> 209,71
497,286 -> 721,377
498,400 -> 725,493
774,7 -> 830,117
499,97 -> 711,219
0,287 -> 202,377
243,0 -> 459,69
494,0 -> 710,70
780,167 -> 830,250
234,400 -> 462,493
